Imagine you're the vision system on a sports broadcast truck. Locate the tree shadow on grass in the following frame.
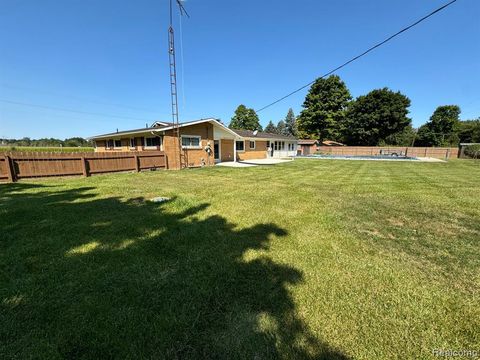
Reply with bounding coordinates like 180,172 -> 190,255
0,183 -> 349,359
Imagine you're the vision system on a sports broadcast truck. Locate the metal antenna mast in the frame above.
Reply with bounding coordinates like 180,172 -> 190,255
168,0 -> 189,168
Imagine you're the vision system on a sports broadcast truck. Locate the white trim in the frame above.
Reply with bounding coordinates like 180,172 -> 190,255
113,139 -> 122,149
249,140 -> 255,150
151,121 -> 171,127
233,139 -> 237,162
235,140 -> 245,153
181,135 -> 202,149
158,118 -> 240,138
214,140 -> 221,163
239,136 -> 298,143
89,119 -> 243,141
90,129 -> 157,140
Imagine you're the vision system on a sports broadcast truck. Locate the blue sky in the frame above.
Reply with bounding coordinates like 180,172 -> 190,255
0,0 -> 479,139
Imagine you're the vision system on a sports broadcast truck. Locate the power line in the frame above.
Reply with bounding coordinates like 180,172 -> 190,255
0,83 -> 160,114
0,99 -> 155,122
256,0 -> 458,113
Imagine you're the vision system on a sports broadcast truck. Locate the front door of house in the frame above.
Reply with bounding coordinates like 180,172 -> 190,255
214,140 -> 220,162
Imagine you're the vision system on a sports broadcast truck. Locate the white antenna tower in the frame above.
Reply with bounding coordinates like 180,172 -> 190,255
168,0 -> 189,168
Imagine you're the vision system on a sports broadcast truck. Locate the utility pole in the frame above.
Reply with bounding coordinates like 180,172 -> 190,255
168,0 -> 189,169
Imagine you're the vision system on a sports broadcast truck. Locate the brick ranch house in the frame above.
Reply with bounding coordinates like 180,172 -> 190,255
90,118 -> 298,169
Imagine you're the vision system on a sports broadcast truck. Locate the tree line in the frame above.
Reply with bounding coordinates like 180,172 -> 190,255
227,75 -> 480,146
0,137 -> 92,147
228,105 -> 298,137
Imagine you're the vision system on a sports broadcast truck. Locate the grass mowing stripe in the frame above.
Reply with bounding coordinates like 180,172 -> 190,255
0,159 -> 478,359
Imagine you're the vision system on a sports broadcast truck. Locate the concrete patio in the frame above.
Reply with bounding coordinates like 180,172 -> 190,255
216,158 -> 294,167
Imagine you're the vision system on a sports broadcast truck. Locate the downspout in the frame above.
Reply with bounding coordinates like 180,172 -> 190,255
150,131 -> 164,150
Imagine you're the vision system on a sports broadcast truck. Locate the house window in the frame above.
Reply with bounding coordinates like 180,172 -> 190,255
181,135 -> 201,149
114,139 -> 122,148
129,138 -> 136,149
288,143 -> 295,151
145,136 -> 161,149
235,140 -> 245,152
274,141 -> 285,151
249,141 -> 255,149
106,139 -> 114,149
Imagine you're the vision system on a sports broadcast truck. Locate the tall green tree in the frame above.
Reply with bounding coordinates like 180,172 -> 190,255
64,137 -> 91,147
284,108 -> 297,137
297,75 -> 351,140
416,105 -> 461,146
229,104 -> 262,131
380,125 -> 416,146
264,120 -> 277,133
344,88 -> 411,146
458,118 -> 480,143
275,120 -> 288,136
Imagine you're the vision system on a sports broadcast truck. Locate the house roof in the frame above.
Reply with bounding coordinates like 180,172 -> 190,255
231,129 -> 296,140
298,139 -> 318,145
88,126 -> 166,139
89,118 -> 238,140
89,118 -> 297,141
322,140 -> 345,146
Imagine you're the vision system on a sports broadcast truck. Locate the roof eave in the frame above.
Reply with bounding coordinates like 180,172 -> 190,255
88,128 -> 164,140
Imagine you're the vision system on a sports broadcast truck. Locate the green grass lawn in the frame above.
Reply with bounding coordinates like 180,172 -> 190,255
1,159 -> 479,359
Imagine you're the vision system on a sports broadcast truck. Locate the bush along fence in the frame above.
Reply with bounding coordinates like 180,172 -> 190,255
0,151 -> 167,182
315,146 -> 459,159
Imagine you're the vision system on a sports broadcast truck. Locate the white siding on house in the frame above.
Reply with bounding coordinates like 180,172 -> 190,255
267,140 -> 297,158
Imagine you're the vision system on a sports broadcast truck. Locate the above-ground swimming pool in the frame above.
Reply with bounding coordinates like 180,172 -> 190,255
298,154 -> 420,161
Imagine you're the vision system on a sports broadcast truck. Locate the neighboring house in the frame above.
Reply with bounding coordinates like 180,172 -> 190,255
89,118 -> 298,169
322,140 -> 345,146
297,139 -> 320,155
297,139 -> 345,155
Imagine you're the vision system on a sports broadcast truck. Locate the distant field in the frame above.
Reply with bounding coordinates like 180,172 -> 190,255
0,146 -> 94,153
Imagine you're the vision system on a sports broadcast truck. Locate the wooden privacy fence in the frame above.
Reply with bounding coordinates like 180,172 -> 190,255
316,146 -> 459,159
0,151 -> 167,182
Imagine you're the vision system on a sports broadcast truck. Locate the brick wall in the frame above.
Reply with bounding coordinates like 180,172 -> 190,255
164,123 -> 215,169
237,140 -> 267,161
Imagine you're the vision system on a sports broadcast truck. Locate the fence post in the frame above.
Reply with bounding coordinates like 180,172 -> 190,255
424,148 -> 428,157
134,154 -> 140,172
445,148 -> 450,160
4,155 -> 16,182
405,147 -> 409,157
80,156 -> 89,177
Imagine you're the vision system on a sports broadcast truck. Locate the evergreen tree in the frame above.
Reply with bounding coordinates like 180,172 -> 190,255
297,75 -> 351,140
264,120 -> 277,133
276,120 -> 288,136
229,104 -> 262,131
284,108 -> 297,137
